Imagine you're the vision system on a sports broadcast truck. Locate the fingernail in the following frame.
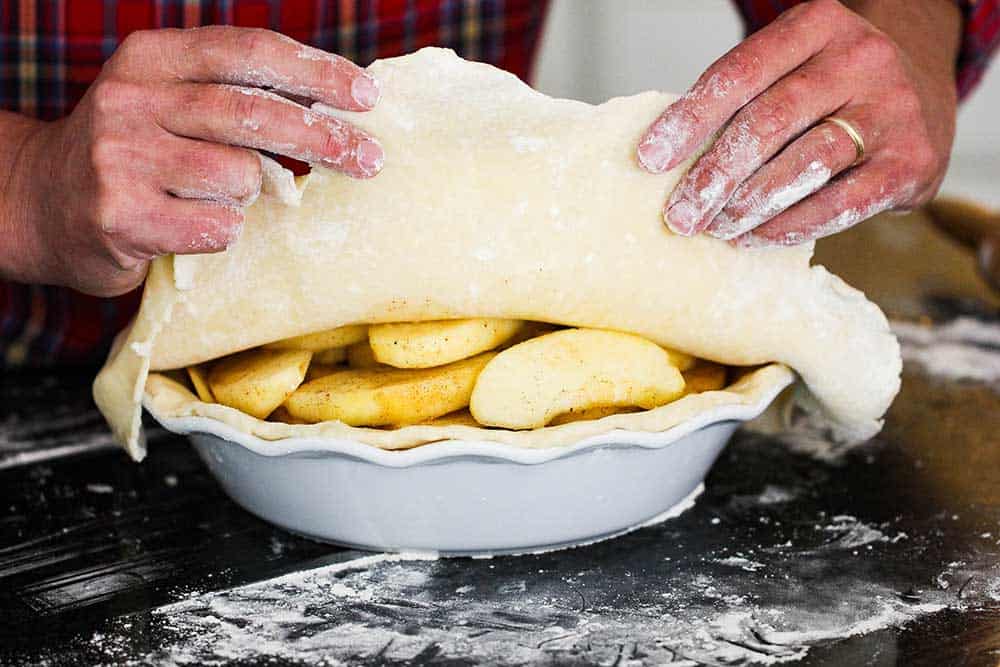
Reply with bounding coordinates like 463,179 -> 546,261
351,74 -> 381,109
637,138 -> 674,174
355,138 -> 384,176
664,200 -> 700,236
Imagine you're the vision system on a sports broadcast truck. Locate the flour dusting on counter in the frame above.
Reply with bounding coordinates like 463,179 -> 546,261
893,317 -> 1000,385
94,544 -> 971,666
82,491 -> 995,666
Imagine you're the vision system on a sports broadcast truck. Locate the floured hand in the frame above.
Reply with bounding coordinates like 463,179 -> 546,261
636,0 -> 960,247
2,27 -> 383,296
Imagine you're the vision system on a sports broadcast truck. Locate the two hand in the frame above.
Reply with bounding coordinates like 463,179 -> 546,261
637,0 -> 959,248
4,0 -> 963,297
9,26 -> 383,296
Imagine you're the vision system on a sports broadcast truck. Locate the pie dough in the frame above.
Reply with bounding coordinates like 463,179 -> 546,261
93,48 -> 901,461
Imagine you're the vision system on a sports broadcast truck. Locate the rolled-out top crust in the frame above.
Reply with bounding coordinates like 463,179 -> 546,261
94,48 -> 901,460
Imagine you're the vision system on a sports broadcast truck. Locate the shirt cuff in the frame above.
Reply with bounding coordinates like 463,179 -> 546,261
953,0 -> 1000,100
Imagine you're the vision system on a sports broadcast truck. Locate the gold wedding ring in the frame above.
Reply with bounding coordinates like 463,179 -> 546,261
822,116 -> 866,166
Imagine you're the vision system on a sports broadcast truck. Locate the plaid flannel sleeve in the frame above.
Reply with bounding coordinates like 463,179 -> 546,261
731,0 -> 1000,100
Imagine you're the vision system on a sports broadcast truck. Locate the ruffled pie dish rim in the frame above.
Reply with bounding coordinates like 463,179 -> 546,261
142,362 -> 795,467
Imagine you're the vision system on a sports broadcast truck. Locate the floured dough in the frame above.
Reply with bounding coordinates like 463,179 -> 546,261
94,48 -> 901,461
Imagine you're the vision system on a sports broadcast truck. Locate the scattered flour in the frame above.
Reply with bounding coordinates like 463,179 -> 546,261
144,553 -> 436,664
893,317 -> 1000,347
715,556 -> 766,572
756,485 -> 797,505
754,600 -> 947,645
808,515 -> 907,552
738,184 -> 914,248
892,318 -> 1000,385
711,160 -> 831,240
95,559 -> 956,667
76,481 -> 986,667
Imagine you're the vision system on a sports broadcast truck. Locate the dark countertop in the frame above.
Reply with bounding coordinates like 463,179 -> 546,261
1,301 -> 998,666
1,215 -> 999,666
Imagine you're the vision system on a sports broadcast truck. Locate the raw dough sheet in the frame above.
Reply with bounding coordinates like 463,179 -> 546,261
93,48 -> 900,460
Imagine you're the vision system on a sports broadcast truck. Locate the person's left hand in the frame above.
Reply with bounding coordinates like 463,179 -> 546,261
635,0 -> 961,247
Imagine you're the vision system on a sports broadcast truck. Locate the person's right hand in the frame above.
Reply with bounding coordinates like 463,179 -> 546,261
8,26 -> 383,296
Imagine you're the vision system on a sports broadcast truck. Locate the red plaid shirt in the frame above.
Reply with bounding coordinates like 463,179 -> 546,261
1,0 -> 997,366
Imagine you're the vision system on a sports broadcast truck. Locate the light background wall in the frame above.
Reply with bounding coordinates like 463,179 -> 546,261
533,0 -> 1000,207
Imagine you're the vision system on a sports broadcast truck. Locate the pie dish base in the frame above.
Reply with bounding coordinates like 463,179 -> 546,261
152,371 -> 792,555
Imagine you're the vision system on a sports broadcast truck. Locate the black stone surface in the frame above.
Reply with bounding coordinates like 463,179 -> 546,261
1,310 -> 999,666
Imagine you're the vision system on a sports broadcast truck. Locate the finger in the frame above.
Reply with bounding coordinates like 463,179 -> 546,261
663,58 -> 851,236
733,160 -> 915,247
73,258 -> 149,298
157,83 -> 384,178
160,137 -> 264,206
637,0 -> 837,174
125,196 -> 247,257
706,110 -> 870,239
151,26 -> 380,111
98,263 -> 149,298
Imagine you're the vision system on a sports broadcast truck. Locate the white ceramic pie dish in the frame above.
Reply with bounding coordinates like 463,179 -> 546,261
144,367 -> 793,556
